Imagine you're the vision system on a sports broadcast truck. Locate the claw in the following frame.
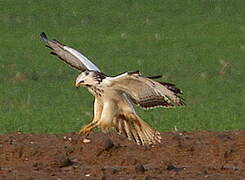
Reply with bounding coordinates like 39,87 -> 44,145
78,121 -> 98,136
79,126 -> 92,136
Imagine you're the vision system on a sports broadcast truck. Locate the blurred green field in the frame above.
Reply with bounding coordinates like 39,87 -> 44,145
0,0 -> 244,133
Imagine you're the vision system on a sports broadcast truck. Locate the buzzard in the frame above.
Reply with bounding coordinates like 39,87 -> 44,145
40,32 -> 185,145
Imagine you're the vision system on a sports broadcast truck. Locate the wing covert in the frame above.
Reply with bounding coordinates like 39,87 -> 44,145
109,71 -> 185,109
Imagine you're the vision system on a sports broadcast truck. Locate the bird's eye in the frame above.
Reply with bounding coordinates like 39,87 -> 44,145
85,71 -> 89,76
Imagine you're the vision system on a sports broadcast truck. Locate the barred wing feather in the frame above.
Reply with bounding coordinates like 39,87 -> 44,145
110,72 -> 185,109
40,32 -> 100,72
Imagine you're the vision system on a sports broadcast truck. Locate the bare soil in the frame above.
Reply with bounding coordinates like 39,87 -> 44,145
0,130 -> 244,180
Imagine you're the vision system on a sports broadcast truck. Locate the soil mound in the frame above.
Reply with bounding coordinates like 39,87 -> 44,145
0,130 -> 244,179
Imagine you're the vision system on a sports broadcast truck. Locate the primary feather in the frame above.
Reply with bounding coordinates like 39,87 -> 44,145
109,71 -> 184,109
40,32 -> 100,72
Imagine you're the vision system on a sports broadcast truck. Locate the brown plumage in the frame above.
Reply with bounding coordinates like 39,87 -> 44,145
40,32 -> 100,72
110,71 -> 185,109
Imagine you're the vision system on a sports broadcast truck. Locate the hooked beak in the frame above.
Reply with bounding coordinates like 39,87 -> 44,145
75,80 -> 84,88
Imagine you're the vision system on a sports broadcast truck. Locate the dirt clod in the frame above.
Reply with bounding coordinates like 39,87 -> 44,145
145,175 -> 156,180
135,164 -> 145,174
166,164 -> 184,172
103,138 -> 114,151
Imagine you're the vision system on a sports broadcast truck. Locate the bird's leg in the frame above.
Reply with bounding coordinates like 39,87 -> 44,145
79,121 -> 98,136
79,98 -> 103,136
98,102 -> 117,135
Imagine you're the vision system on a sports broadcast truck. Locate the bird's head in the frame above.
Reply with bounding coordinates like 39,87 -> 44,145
75,70 -> 95,87
75,70 -> 106,88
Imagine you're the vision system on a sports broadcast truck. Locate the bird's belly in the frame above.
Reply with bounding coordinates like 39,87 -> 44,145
98,118 -> 112,130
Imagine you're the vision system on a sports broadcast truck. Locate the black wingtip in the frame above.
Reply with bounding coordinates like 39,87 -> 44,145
147,75 -> 162,79
158,81 -> 183,95
128,70 -> 140,75
40,32 -> 48,42
50,52 -> 57,56
52,39 -> 64,46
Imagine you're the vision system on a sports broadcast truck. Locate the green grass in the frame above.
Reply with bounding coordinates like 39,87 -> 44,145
0,0 -> 244,133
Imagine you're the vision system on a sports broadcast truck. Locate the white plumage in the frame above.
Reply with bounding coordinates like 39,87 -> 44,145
40,32 -> 185,145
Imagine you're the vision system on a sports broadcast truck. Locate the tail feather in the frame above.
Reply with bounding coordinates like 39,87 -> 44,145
116,119 -> 123,135
129,123 -> 142,145
113,113 -> 161,145
123,120 -> 133,141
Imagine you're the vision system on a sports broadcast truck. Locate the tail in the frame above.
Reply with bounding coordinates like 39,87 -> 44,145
113,112 -> 161,145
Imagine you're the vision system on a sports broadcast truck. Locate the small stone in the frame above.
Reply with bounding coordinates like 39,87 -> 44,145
83,138 -> 91,143
58,157 -> 73,168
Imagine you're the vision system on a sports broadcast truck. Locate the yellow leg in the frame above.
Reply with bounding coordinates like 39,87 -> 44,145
79,121 -> 98,136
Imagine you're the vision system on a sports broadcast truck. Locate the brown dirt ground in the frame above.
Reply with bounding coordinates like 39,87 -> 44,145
0,130 -> 244,180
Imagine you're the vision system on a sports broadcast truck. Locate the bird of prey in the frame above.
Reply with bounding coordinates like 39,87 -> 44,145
40,32 -> 185,145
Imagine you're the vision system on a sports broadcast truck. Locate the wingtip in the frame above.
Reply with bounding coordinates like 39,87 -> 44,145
40,32 -> 48,42
147,75 -> 162,79
128,70 -> 140,75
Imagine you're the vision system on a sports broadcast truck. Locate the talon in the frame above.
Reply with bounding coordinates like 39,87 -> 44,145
78,121 -> 98,136
79,126 -> 91,136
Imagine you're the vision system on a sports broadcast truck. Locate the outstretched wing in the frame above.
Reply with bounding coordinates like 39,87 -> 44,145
40,32 -> 100,72
109,71 -> 185,109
